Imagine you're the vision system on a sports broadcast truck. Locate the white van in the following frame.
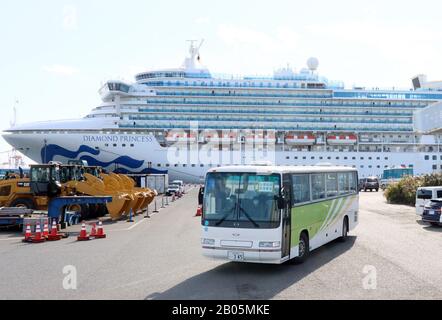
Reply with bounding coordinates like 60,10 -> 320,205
416,187 -> 442,216
172,180 -> 184,193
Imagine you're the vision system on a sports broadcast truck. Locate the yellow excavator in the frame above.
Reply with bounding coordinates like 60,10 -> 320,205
0,162 -> 155,221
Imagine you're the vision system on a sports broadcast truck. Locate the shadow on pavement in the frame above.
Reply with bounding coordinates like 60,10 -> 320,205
146,236 -> 356,300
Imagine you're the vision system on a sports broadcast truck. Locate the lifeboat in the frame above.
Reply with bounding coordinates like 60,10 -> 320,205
327,134 -> 358,145
285,134 -> 316,145
245,133 -> 276,144
204,132 -> 238,144
165,132 -> 197,143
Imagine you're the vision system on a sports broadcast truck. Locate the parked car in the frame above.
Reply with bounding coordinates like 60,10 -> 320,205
172,180 -> 185,194
358,178 -> 367,191
360,177 -> 379,192
422,199 -> 442,226
166,184 -> 181,196
416,187 -> 442,216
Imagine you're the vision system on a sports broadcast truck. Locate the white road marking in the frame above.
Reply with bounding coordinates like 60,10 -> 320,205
0,237 -> 22,242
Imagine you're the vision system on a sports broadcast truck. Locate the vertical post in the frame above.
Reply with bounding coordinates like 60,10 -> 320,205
165,194 -> 169,206
153,198 -> 159,213
144,203 -> 150,219
161,195 -> 165,208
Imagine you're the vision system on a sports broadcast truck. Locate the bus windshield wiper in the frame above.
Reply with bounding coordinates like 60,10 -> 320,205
238,202 -> 260,228
215,202 -> 237,226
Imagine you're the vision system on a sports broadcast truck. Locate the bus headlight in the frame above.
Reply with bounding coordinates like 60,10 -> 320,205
201,238 -> 215,246
259,241 -> 281,248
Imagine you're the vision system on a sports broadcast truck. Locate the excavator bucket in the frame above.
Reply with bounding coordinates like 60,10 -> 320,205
117,174 -> 156,212
109,173 -> 146,215
72,173 -> 132,220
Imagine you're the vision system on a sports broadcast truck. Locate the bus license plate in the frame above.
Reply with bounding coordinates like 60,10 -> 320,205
228,251 -> 244,261
429,210 -> 435,215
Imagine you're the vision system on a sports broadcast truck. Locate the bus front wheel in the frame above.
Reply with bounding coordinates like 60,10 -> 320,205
293,232 -> 310,264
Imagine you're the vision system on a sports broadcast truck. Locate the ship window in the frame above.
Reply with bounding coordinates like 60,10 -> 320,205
122,144 -> 126,147
113,144 -> 117,147
157,164 -> 161,167
130,144 -> 134,147
191,164 -> 196,167
433,165 -> 437,170
433,155 -> 437,160
166,164 -> 170,167
360,157 -> 364,160
424,155 -> 429,160
105,144 -> 109,147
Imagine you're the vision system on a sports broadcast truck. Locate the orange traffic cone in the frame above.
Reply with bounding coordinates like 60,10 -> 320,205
43,221 -> 49,238
31,223 -> 46,243
95,221 -> 106,239
195,206 -> 202,217
22,224 -> 32,243
77,223 -> 90,241
90,223 -> 97,237
47,221 -> 62,241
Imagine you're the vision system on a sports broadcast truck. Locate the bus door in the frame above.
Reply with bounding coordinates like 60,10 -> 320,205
281,174 -> 292,259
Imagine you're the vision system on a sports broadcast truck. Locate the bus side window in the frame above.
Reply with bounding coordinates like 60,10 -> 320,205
326,173 -> 338,197
349,172 -> 357,193
338,173 -> 349,195
311,174 -> 326,200
292,174 -> 310,204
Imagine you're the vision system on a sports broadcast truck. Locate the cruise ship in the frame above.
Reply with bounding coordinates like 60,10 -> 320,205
3,41 -> 442,183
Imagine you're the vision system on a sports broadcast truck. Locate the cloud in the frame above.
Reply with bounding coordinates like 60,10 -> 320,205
63,5 -> 78,30
42,65 -> 79,76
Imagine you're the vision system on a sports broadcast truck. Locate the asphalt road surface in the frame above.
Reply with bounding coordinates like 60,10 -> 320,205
0,188 -> 441,300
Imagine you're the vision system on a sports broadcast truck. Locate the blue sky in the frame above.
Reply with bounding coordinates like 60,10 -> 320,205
1,0 -> 442,164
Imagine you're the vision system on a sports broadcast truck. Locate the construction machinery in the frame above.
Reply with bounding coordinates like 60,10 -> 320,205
0,162 -> 155,221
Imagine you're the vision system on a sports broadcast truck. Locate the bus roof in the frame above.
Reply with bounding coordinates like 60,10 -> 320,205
208,165 -> 357,175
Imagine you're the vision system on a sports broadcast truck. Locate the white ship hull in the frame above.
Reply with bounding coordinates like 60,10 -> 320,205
3,131 -> 440,183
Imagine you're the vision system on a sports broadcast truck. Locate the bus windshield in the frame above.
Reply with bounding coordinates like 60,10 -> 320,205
203,172 -> 281,228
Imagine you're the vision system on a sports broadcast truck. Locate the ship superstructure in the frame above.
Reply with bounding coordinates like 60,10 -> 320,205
3,41 -> 442,182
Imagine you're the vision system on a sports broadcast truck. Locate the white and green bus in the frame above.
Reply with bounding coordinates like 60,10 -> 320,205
201,165 -> 359,264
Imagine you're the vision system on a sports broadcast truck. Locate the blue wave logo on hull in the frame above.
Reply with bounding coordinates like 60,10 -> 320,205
41,144 -> 150,172
42,145 -> 100,163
